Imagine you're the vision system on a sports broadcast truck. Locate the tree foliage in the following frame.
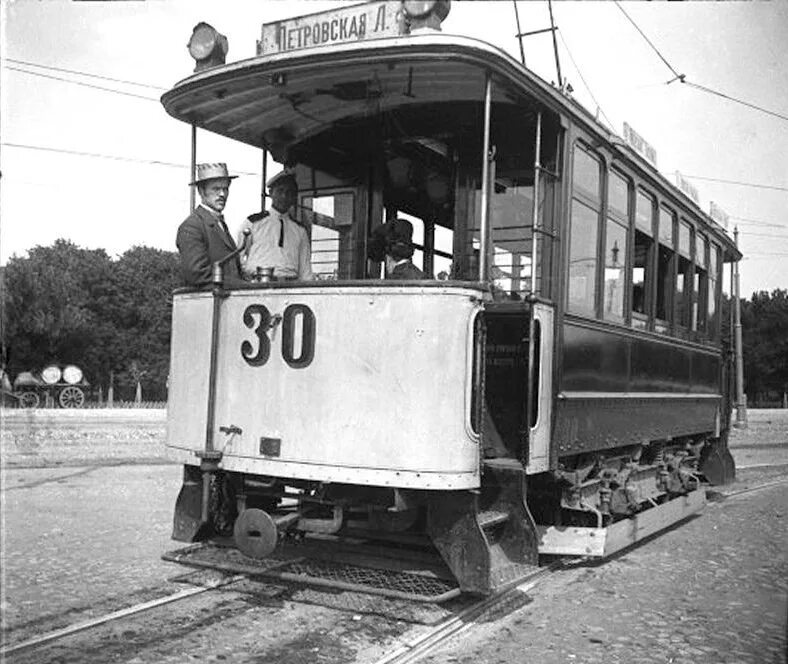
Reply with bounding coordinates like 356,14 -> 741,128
2,240 -> 179,401
740,288 -> 788,402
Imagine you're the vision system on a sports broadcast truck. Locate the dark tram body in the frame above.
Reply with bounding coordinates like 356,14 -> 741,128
163,2 -> 739,595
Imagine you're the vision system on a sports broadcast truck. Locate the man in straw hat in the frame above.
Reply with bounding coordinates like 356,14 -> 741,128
237,169 -> 313,281
367,218 -> 426,279
176,162 -> 245,287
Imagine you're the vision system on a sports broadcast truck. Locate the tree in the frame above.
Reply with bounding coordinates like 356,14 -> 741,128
741,289 -> 788,404
2,240 -> 180,402
3,240 -> 114,381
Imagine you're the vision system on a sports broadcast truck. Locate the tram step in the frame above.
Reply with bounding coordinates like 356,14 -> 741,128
477,509 -> 510,530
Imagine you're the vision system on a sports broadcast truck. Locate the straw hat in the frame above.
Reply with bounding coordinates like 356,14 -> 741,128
190,162 -> 238,186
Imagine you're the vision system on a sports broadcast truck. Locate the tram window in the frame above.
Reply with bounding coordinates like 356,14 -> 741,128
469,179 -> 537,295
395,212 -> 426,273
301,193 -> 354,280
676,220 -> 692,330
567,199 -> 599,316
655,207 -> 676,327
603,218 -> 627,320
707,242 -> 720,339
693,235 -> 708,333
631,190 -> 654,327
573,146 -> 601,202
608,171 -> 629,219
434,224 -> 453,279
604,170 -> 630,322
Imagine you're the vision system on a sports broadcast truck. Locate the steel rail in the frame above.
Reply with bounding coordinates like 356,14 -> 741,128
715,477 -> 788,500
373,561 -> 564,664
0,574 -> 246,658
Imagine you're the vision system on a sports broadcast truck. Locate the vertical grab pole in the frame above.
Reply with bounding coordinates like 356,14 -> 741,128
479,73 -> 493,281
523,112 -> 543,465
733,227 -> 747,428
190,124 -> 197,213
261,148 -> 269,212
530,112 -> 542,295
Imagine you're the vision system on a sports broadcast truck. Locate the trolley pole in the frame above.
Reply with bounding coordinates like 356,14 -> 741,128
733,226 -> 747,428
189,124 -> 197,213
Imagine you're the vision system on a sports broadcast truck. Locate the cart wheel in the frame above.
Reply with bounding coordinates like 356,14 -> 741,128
19,391 -> 40,408
58,386 -> 85,408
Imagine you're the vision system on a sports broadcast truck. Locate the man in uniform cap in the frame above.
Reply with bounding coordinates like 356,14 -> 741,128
237,169 -> 313,281
176,163 -> 245,287
368,218 -> 426,279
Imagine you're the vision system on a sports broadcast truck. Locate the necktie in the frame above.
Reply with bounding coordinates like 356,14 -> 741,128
217,214 -> 234,247
278,215 -> 284,248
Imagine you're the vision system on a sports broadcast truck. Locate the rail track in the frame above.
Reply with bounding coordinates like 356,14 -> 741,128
0,573 -> 246,659
3,475 -> 786,663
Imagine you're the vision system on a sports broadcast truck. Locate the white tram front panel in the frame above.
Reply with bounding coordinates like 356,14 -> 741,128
167,285 -> 483,489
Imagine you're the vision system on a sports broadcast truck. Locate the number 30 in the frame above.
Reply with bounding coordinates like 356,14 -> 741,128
241,304 -> 316,369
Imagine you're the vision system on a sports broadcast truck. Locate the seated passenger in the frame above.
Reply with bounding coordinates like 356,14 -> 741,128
368,218 -> 426,280
238,170 -> 313,281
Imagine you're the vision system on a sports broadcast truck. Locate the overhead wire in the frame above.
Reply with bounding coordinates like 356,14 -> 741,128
4,66 -> 160,102
2,142 -> 260,177
614,1 -> 788,124
613,2 -> 684,82
683,175 -> 788,193
555,30 -> 616,131
4,57 -> 167,91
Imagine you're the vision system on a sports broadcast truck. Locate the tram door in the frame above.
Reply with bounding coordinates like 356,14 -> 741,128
475,113 -> 561,472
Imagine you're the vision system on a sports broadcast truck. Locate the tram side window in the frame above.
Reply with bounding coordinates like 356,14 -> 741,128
603,171 -> 630,322
567,145 -> 601,316
655,207 -> 676,331
434,224 -> 453,279
469,174 -> 538,295
631,190 -> 654,328
676,220 -> 692,331
707,242 -> 720,340
301,193 -> 355,280
693,235 -> 708,334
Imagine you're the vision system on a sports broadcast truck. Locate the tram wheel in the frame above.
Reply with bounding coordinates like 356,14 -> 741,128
58,386 -> 85,408
18,391 -> 40,408
233,508 -> 278,559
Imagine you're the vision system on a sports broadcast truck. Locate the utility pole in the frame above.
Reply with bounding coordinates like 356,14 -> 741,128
733,226 -> 747,428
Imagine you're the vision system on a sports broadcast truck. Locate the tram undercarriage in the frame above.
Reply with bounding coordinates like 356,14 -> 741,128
170,430 -> 731,596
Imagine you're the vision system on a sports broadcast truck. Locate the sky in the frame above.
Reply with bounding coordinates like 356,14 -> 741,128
1,0 -> 787,298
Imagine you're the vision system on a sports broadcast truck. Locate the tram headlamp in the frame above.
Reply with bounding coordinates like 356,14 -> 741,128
187,22 -> 228,72
402,0 -> 451,30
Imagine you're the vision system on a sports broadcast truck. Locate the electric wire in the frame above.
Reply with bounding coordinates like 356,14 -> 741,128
556,30 -> 616,131
731,217 -> 785,229
4,57 -> 167,90
614,2 -> 788,124
2,142 -> 260,177
682,80 -> 788,123
737,231 -> 788,239
614,2 -> 683,82
4,66 -> 160,102
683,175 -> 788,193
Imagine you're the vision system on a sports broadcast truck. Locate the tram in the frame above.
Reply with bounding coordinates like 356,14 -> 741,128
162,1 -> 739,595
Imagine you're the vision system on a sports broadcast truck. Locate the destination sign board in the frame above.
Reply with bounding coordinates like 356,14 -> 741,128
259,1 -> 404,55
622,122 -> 657,167
709,201 -> 730,230
674,171 -> 700,205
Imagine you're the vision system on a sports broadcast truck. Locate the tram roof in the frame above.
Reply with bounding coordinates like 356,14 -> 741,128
162,32 -> 739,259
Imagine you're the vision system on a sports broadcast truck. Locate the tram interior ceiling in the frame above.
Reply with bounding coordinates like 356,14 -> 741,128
263,73 -> 562,297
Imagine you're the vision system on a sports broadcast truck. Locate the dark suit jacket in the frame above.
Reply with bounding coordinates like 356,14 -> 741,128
176,206 -> 244,287
389,260 -> 427,280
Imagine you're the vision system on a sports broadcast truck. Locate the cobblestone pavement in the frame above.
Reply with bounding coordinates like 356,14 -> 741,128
423,482 -> 788,664
0,464 -> 183,636
1,412 -> 786,662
